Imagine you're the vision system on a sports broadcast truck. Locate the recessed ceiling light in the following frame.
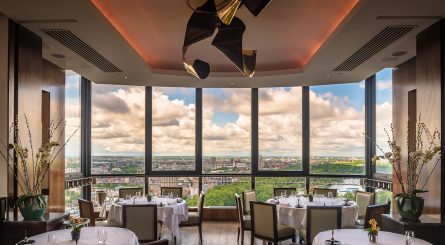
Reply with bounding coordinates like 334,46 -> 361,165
51,53 -> 65,59
230,81 -> 235,87
123,76 -> 128,79
391,51 -> 407,57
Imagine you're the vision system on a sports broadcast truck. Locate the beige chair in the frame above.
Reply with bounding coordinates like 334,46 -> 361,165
180,192 -> 205,243
250,201 -> 296,245
242,190 -> 256,215
363,202 -> 391,229
123,204 -> 160,243
118,187 -> 143,198
301,206 -> 342,245
97,191 -> 107,205
78,198 -> 118,227
235,194 -> 251,245
161,187 -> 183,198
313,188 -> 337,197
273,187 -> 296,197
355,190 -> 375,220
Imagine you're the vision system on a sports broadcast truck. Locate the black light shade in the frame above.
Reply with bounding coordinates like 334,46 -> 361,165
242,0 -> 272,17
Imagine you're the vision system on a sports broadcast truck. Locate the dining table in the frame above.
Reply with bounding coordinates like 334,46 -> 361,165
313,229 -> 432,245
107,196 -> 189,238
267,196 -> 358,230
28,227 -> 139,245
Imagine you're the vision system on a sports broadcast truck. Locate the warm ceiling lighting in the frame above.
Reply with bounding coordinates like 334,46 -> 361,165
183,0 -> 272,79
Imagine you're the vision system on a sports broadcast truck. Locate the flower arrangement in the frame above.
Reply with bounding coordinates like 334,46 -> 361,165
367,219 -> 380,235
69,215 -> 86,232
368,116 -> 443,220
0,115 -> 77,219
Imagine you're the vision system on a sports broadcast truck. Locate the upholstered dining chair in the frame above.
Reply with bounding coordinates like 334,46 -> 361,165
250,201 -> 296,245
235,193 -> 251,245
180,191 -> 205,243
78,198 -> 118,227
242,190 -> 256,215
355,190 -> 375,220
301,206 -> 342,245
313,188 -> 338,197
160,187 -> 183,198
363,202 -> 391,229
96,191 -> 107,205
122,204 -> 160,243
273,187 -> 296,197
118,187 -> 143,198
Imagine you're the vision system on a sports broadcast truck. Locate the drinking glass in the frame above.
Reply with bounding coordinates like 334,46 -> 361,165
97,228 -> 108,244
405,230 -> 415,245
48,233 -> 58,245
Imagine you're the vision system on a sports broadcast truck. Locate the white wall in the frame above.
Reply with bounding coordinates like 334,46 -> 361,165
0,14 -> 9,197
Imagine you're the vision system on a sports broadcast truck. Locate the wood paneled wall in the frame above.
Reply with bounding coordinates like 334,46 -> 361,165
7,23 -> 65,212
392,20 -> 444,214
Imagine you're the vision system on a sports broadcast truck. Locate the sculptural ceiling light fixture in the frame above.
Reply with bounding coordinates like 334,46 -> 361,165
183,0 -> 272,79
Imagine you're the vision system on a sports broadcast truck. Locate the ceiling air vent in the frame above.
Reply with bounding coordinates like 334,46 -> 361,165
42,29 -> 121,72
334,25 -> 415,72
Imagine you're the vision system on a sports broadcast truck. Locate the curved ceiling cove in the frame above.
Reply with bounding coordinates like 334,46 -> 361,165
90,0 -> 358,75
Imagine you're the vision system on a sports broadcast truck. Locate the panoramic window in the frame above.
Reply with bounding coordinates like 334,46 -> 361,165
375,69 -> 393,175
202,177 -> 251,206
309,83 -> 366,175
65,187 -> 82,215
65,71 -> 82,174
152,87 -> 195,171
148,177 -> 199,205
258,87 -> 302,171
202,88 -> 251,174
255,177 -> 305,201
310,178 -> 364,200
92,177 -> 145,207
91,83 -> 145,174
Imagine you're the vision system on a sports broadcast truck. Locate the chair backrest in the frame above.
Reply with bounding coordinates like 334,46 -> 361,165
235,193 -> 244,228
119,187 -> 143,198
160,187 -> 183,198
250,201 -> 277,241
78,198 -> 95,225
197,191 -> 205,222
355,190 -> 375,219
306,206 -> 342,244
123,204 -> 158,242
97,191 -> 107,205
313,188 -> 337,197
242,190 -> 256,214
364,202 -> 391,229
273,187 -> 296,197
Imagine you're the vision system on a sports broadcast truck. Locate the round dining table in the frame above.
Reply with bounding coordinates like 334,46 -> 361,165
268,196 -> 358,229
313,229 -> 432,245
28,227 -> 139,245
108,196 -> 189,238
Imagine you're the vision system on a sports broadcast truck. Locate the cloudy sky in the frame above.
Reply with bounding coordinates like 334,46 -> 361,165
65,69 -> 392,159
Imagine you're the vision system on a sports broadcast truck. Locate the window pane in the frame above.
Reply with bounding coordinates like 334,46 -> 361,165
310,178 -> 364,200
259,87 -> 302,171
92,177 -> 145,207
375,189 -> 392,205
202,177 -> 251,206
202,88 -> 251,174
376,69 -> 393,174
152,87 -> 195,171
91,84 -> 145,174
310,83 -> 365,175
255,177 -> 305,201
148,177 -> 199,205
65,71 -> 81,174
65,187 -> 82,215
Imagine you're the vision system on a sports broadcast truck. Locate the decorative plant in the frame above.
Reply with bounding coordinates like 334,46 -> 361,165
369,116 -> 442,197
0,115 -> 77,212
69,215 -> 85,232
367,219 -> 380,235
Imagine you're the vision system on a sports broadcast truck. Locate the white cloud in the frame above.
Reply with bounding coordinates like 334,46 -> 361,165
377,80 -> 392,90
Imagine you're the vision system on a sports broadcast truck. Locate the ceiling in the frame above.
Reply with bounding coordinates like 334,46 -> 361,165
0,0 -> 445,87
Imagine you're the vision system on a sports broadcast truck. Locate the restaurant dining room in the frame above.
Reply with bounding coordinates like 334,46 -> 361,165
1,0 -> 445,244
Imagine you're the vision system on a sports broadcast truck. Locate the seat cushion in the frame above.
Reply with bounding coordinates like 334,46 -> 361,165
278,224 -> 295,238
180,212 -> 199,225
95,219 -> 121,227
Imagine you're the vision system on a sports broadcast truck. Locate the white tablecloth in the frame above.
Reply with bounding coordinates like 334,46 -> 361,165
268,197 -> 358,229
29,227 -> 139,245
108,197 -> 189,237
313,229 -> 432,245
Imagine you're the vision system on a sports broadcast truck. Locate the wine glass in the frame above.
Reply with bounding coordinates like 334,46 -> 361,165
405,230 -> 415,245
97,228 -> 108,244
48,233 -> 58,245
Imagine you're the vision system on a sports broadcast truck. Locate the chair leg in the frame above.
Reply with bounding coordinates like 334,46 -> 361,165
198,224 -> 203,243
292,234 -> 296,243
240,229 -> 244,245
237,227 -> 240,241
250,233 -> 254,245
